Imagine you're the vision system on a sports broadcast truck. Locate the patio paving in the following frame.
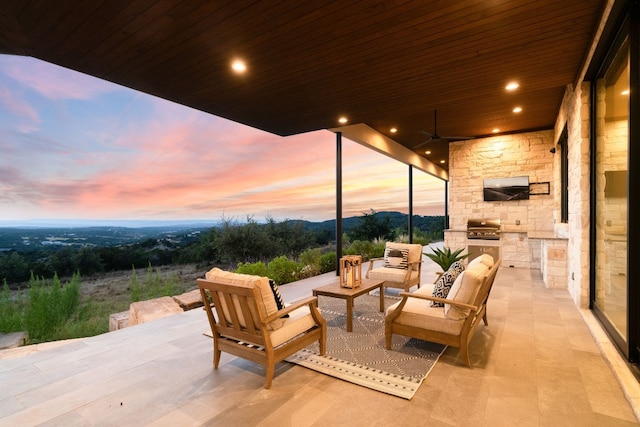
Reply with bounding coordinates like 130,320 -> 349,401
1,247 -> 638,426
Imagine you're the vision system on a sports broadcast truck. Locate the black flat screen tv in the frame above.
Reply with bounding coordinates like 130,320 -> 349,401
483,176 -> 530,201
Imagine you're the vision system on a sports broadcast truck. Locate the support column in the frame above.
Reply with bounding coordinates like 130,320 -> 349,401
408,165 -> 413,243
445,180 -> 449,230
336,132 -> 343,275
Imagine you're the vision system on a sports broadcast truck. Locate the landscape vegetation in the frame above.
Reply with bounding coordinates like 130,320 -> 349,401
0,211 -> 444,345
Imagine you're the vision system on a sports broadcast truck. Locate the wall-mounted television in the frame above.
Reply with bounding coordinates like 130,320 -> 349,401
483,176 -> 530,201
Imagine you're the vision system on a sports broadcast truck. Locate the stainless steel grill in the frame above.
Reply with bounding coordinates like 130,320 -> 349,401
466,219 -> 501,240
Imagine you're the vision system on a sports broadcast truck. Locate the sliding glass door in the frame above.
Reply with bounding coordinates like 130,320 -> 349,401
593,37 -> 629,348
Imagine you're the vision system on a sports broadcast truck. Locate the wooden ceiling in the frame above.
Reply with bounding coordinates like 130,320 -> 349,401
0,0 -> 605,171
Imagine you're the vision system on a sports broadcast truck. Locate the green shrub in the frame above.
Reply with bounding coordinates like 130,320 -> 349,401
267,256 -> 303,285
423,246 -> 469,271
234,261 -> 268,277
343,240 -> 387,261
299,248 -> 322,268
0,279 -> 24,332
319,252 -> 336,273
298,248 -> 322,278
24,272 -> 81,341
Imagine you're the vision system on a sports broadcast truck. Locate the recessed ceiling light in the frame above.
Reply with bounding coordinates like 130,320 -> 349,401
622,89 -> 629,95
338,116 -> 348,124
506,82 -> 519,91
492,128 -> 500,133
390,127 -> 397,133
231,59 -> 247,73
513,106 -> 522,113
425,150 -> 431,155
440,160 -> 446,164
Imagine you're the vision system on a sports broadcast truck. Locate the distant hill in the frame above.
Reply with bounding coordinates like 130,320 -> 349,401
287,211 -> 444,235
0,212 -> 444,251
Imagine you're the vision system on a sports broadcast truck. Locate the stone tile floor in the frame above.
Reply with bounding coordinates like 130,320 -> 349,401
1,264 -> 639,426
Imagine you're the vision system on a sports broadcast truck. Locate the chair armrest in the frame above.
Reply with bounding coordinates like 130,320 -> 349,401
366,257 -> 385,277
405,260 -> 423,279
262,296 -> 320,323
398,292 -> 479,312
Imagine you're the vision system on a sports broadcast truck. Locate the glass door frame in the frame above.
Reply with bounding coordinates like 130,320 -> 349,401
589,0 -> 639,364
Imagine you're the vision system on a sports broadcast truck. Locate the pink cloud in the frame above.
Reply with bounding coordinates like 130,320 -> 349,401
0,56 -> 118,100
0,56 -> 445,222
0,86 -> 39,129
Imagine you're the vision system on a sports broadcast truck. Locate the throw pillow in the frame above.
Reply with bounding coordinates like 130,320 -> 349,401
384,247 -> 409,269
269,279 -> 289,318
430,260 -> 465,307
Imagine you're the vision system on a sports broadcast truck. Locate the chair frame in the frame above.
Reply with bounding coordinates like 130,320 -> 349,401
197,278 -> 326,388
385,259 -> 500,367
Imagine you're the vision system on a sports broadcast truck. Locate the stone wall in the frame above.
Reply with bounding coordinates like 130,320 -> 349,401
445,130 -> 559,271
562,82 -> 592,308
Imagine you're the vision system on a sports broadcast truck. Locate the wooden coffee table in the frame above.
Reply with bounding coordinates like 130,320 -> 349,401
312,278 -> 385,332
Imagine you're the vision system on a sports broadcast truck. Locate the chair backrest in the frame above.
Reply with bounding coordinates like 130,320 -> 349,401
198,278 -> 266,346
197,268 -> 284,347
384,242 -> 423,270
470,257 -> 501,309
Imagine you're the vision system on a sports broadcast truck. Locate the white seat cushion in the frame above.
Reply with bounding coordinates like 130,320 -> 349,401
368,267 -> 418,283
386,295 -> 464,335
269,305 -> 318,347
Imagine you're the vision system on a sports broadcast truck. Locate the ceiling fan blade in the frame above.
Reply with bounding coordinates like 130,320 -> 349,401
413,137 -> 433,148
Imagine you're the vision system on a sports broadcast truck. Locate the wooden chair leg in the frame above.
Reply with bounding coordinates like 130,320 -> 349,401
213,340 -> 221,368
385,326 -> 392,350
264,362 -> 275,389
213,349 -> 221,368
460,342 -> 472,368
319,329 -> 326,355
482,312 -> 489,326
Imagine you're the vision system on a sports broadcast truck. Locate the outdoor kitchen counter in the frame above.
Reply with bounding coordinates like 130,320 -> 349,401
526,231 -> 568,240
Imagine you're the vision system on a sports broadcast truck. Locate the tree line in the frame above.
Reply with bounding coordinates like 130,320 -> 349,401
1,212 -> 444,287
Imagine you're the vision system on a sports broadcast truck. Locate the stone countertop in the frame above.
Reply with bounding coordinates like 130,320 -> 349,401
527,231 -> 568,240
500,229 -> 527,234
447,228 -> 569,240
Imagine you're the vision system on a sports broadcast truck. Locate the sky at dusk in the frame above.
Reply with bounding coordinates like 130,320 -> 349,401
0,55 -> 445,225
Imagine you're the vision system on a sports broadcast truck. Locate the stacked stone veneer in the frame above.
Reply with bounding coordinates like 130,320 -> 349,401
560,82 -> 591,307
445,129 -> 568,284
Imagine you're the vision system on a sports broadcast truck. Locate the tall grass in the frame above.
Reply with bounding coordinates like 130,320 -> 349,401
0,279 -> 24,332
1,266 -> 191,344
24,272 -> 80,341
129,263 -> 179,302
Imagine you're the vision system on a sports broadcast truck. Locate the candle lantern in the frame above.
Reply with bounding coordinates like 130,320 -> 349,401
339,255 -> 362,288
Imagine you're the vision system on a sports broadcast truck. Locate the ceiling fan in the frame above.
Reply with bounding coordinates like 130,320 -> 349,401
414,110 -> 474,148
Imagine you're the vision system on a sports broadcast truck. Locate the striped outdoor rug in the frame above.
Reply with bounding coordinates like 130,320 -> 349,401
287,293 -> 445,400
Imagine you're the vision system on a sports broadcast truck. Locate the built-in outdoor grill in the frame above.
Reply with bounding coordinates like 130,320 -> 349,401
466,219 -> 501,262
466,219 -> 501,240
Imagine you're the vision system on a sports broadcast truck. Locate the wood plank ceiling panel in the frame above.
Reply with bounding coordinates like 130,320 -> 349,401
0,0 -> 607,171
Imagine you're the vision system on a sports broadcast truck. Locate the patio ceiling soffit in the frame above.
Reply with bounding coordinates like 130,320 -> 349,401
329,124 -> 449,181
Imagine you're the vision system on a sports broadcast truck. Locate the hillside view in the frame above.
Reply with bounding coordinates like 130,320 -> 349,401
0,211 -> 445,286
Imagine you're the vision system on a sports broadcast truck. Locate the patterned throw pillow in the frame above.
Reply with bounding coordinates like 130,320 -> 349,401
269,279 -> 289,318
430,261 -> 465,307
384,248 -> 409,269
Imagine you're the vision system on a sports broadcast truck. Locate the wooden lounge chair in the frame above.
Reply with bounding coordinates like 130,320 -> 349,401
366,242 -> 423,293
197,268 -> 326,388
385,255 -> 500,367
